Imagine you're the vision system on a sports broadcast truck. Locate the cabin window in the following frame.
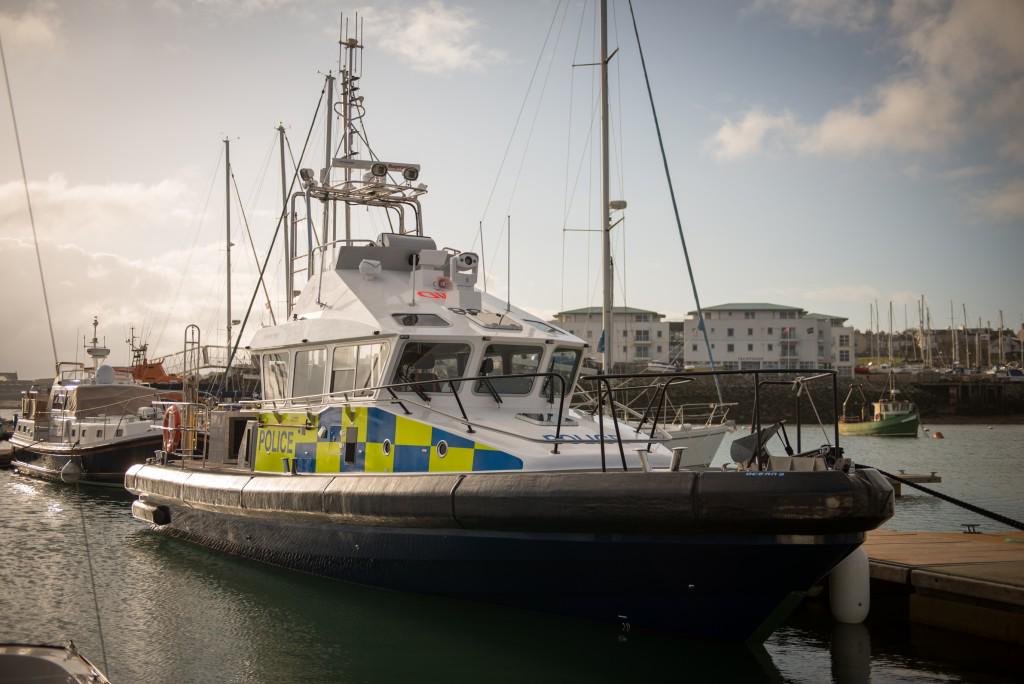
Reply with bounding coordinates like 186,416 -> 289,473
262,352 -> 291,400
474,345 -> 543,395
331,346 -> 357,393
354,343 -> 388,394
115,429 -> 123,437
544,347 -> 581,398
96,430 -> 103,438
393,342 -> 471,393
293,348 -> 328,399
331,342 -> 390,395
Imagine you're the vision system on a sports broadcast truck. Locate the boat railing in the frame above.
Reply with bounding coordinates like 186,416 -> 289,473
223,368 -> 844,473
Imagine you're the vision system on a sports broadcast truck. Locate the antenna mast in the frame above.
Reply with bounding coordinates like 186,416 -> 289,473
339,12 -> 363,244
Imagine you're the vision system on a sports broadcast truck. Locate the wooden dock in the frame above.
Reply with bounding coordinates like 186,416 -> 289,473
865,529 -> 1024,643
884,470 -> 941,497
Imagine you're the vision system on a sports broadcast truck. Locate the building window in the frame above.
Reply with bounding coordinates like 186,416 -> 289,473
635,346 -> 650,359
622,330 -> 628,338
635,330 -> 650,342
722,361 -> 739,370
799,361 -> 815,369
657,345 -> 662,353
767,327 -> 773,335
747,328 -> 753,336
727,343 -> 734,352
727,328 -> 734,337
747,344 -> 753,351
744,311 -> 755,319
839,334 -> 850,346
622,346 -> 628,353
806,327 -> 815,335
692,344 -> 698,352
657,330 -> 663,338
767,343 -> 773,351
839,350 -> 850,362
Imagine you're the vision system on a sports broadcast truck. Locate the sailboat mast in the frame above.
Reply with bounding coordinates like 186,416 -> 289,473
224,137 -> 232,349
999,310 -> 1005,365
962,303 -> 970,369
950,301 -> 957,367
599,0 -> 613,373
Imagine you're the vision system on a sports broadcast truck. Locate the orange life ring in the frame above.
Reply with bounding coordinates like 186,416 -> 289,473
162,405 -> 182,454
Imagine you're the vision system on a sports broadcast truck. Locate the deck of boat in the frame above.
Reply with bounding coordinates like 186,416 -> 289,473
865,529 -> 1024,643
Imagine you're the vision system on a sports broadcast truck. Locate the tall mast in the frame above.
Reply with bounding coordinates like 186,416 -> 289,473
999,310 -> 1005,365
224,137 -> 232,349
278,123 -> 290,319
958,303 -> 966,368
950,301 -> 957,367
599,0 -> 613,373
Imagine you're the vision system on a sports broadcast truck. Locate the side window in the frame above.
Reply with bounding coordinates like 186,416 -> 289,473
354,343 -> 388,393
475,345 -> 543,395
262,352 -> 290,400
293,348 -> 328,399
393,342 -> 471,393
331,346 -> 357,393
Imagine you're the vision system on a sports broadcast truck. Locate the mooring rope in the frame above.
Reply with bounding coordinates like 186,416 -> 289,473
860,464 -> 1024,531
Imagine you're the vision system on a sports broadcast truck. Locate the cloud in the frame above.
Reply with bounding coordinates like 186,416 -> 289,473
752,0 -> 880,32
0,3 -> 59,50
360,1 -> 505,74
713,1 -> 1024,160
0,174 -> 279,377
707,110 -> 797,161
975,178 -> 1024,222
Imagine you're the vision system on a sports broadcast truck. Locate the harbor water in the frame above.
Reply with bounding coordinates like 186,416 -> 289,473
1,424 -> 1022,682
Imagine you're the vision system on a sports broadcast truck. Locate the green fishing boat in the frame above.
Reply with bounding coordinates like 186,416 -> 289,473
839,379 -> 919,437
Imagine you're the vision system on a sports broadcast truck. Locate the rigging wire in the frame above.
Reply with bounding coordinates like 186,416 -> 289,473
487,0 -> 570,274
218,80 -> 327,396
3,35 -> 110,675
474,0 -> 565,245
153,147 -> 223,352
627,0 -> 723,404
230,170 -> 277,324
1,33 -> 58,367
560,1 -> 588,312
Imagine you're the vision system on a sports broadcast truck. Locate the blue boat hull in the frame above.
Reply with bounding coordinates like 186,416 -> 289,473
153,502 -> 861,640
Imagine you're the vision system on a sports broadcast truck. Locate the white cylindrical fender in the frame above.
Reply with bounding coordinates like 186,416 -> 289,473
830,546 -> 870,624
60,458 -> 83,484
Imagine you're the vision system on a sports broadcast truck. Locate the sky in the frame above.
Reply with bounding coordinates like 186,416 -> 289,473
1,0 -> 1022,378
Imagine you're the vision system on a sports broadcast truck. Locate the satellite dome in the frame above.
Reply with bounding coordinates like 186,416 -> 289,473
95,364 -> 115,385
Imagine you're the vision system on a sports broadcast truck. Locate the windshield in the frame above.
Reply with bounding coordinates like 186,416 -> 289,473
543,347 -> 581,398
392,342 -> 471,393
474,344 -> 543,395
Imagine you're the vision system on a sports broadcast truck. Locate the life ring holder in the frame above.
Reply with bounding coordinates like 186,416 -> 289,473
162,405 -> 182,454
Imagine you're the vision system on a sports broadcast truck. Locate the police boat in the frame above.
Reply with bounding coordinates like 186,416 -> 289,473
126,35 -> 892,642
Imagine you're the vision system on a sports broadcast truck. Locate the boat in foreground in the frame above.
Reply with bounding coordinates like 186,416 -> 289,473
126,28 -> 892,642
0,641 -> 110,683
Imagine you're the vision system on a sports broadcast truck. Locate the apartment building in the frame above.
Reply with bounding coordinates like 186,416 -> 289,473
680,303 -> 855,377
550,306 -> 671,368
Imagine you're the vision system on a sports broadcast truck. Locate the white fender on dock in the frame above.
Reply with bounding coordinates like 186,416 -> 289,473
830,546 -> 870,624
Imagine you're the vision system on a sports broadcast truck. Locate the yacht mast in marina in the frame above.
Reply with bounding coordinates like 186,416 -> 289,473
224,137 -> 233,349
599,0 -> 614,373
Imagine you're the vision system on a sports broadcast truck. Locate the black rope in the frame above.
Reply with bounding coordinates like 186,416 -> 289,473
217,81 -> 327,398
861,464 -> 1024,531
